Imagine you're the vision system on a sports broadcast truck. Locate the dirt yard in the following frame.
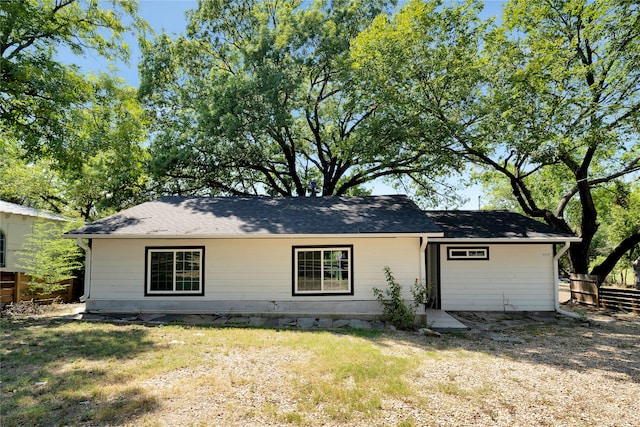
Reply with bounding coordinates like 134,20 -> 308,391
1,302 -> 639,426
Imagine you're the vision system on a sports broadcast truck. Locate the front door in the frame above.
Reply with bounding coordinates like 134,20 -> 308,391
425,243 -> 441,309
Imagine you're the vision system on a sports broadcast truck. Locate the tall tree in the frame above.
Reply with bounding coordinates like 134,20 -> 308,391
0,0 -> 144,161
0,74 -> 150,220
139,0 -> 459,199
60,73 -> 150,220
352,0 -> 640,280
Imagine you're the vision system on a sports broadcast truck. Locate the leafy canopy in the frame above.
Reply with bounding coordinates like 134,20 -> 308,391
0,0 -> 145,161
352,0 -> 640,278
1,74 -> 150,220
1,1 -> 150,219
139,0 -> 459,200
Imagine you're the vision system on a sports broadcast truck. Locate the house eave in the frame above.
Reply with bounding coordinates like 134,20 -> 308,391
428,237 -> 581,243
64,232 -> 445,240
1,210 -> 70,222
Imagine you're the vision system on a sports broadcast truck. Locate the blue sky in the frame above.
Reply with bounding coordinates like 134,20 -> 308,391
62,0 -> 508,208
73,0 -> 505,87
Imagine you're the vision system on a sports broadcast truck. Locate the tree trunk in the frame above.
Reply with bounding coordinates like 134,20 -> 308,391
570,157 -> 599,275
569,241 -> 591,276
590,229 -> 640,285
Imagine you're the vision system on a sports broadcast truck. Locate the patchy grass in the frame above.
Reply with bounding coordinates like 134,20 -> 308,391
1,318 -> 158,426
2,307 -> 639,427
0,318 -> 416,426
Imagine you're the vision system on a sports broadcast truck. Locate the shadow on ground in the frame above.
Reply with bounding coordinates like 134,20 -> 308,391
69,303 -> 640,385
1,316 -> 159,427
372,307 -> 640,385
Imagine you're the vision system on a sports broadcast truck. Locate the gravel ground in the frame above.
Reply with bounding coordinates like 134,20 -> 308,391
382,309 -> 640,427
4,302 -> 639,426
131,307 -> 639,427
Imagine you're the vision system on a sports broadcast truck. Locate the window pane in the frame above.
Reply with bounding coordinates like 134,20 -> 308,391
297,250 -> 321,291
175,251 -> 200,291
294,247 -> 352,294
468,250 -> 485,257
448,247 -> 488,260
324,250 -> 349,291
150,252 -> 174,291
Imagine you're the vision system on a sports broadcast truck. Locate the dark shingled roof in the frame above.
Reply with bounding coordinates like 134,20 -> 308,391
66,195 -> 442,237
424,210 -> 578,240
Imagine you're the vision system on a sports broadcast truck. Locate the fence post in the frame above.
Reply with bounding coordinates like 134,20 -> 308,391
64,279 -> 73,302
14,272 -> 21,303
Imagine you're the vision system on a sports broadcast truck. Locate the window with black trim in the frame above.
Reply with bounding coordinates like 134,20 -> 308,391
145,247 -> 204,295
447,247 -> 489,260
293,246 -> 353,295
0,230 -> 5,268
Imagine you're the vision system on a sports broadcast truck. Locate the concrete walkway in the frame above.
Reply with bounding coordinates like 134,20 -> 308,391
425,309 -> 468,331
65,308 -> 467,331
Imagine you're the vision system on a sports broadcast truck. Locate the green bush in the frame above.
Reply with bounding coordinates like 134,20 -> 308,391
373,267 -> 416,330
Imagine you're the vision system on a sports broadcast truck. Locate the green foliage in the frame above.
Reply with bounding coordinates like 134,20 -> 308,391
16,220 -> 83,295
59,73 -> 151,220
2,0 -> 637,283
0,74 -> 151,220
591,182 -> 640,283
139,0 -> 458,199
0,1 -> 150,221
373,267 -> 417,330
411,277 -> 433,310
0,0 -> 145,160
0,137 -> 62,210
353,0 -> 640,278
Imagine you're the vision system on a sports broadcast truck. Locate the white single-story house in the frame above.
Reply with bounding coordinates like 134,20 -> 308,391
65,195 -> 580,316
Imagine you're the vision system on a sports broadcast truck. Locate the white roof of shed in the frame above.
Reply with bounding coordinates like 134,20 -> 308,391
0,200 -> 69,222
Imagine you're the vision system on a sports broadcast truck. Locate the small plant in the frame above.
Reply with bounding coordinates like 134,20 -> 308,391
373,267 -> 416,330
571,308 -> 590,322
410,278 -> 433,328
411,278 -> 433,311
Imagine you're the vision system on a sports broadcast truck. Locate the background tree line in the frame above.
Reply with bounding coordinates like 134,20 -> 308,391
1,0 -> 638,283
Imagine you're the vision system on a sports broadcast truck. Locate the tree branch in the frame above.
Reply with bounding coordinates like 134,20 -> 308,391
556,155 -> 640,213
590,227 -> 640,282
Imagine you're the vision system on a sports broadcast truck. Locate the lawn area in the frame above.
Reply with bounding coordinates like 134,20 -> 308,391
1,305 -> 639,427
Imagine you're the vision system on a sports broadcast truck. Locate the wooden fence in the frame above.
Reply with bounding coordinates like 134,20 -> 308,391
0,271 -> 73,305
0,272 -> 16,304
569,273 -> 640,314
599,287 -> 640,314
569,274 -> 599,306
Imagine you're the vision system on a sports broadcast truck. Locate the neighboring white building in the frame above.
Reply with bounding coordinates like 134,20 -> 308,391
1,200 -> 72,304
0,200 -> 69,273
65,196 -> 580,316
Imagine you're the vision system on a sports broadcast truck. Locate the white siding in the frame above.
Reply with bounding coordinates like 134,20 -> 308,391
0,213 -> 63,272
439,244 -> 555,311
87,237 -> 422,314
